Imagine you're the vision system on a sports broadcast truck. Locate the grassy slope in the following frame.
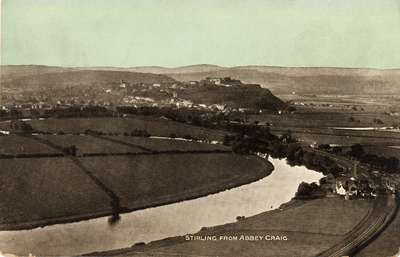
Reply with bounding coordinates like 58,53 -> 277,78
181,85 -> 287,110
2,70 -> 175,89
355,198 -> 400,257
96,198 -> 372,257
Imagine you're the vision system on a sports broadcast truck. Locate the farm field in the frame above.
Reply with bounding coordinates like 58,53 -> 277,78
361,145 -> 400,159
94,197 -> 373,257
36,135 -> 149,154
107,136 -> 229,152
79,154 -> 270,210
0,134 -> 228,157
249,111 -> 400,128
0,135 -> 62,155
270,126 -> 400,146
0,135 -> 270,230
0,158 -> 112,229
0,116 -> 227,141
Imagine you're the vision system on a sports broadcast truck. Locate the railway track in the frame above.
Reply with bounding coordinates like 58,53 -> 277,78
316,194 -> 398,257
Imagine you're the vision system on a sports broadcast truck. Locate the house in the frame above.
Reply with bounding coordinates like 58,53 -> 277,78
119,81 -> 126,88
336,182 -> 347,196
347,180 -> 358,196
205,77 -> 222,85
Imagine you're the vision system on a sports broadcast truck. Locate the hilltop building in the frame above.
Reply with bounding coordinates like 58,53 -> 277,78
201,77 -> 245,87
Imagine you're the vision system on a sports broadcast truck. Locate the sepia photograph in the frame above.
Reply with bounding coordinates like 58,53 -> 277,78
0,1 -> 400,256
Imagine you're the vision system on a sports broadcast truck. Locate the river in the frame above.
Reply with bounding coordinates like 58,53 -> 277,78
0,157 -> 323,256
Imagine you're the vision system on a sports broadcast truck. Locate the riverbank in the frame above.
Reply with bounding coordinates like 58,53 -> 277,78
85,197 -> 374,257
0,153 -> 273,231
1,157 -> 321,256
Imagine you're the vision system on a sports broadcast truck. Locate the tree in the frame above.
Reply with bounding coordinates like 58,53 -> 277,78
295,182 -> 322,199
349,144 -> 364,159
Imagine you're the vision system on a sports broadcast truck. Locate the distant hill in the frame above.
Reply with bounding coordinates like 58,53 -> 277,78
76,64 -> 224,74
0,65 -> 76,82
182,84 -> 286,110
2,64 -> 399,95
165,66 -> 400,95
1,70 -> 176,90
0,64 -> 222,82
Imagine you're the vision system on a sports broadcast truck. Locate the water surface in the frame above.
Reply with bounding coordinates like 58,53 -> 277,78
0,158 -> 323,256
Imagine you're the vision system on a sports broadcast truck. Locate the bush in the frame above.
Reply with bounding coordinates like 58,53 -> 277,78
295,182 -> 323,199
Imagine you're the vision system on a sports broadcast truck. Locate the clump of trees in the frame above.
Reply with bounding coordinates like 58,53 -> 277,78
223,125 -> 289,157
348,144 -> 399,173
63,145 -> 77,156
321,143 -> 400,174
286,144 -> 344,177
373,118 -> 384,124
83,129 -> 151,138
295,182 -> 324,199
9,121 -> 34,134
46,106 -> 114,118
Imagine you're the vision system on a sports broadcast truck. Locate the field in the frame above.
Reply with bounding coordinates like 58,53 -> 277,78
0,116 -> 227,141
0,134 -> 270,230
270,126 -> 400,146
0,135 -> 62,155
0,158 -> 112,228
36,135 -> 149,154
80,154 -> 269,210
0,134 -> 229,157
362,145 -> 400,159
355,198 -> 400,257
106,136 -> 228,152
249,111 -> 400,129
95,197 -> 373,257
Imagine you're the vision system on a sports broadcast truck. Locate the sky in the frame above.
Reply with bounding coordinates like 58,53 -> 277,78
1,0 -> 400,68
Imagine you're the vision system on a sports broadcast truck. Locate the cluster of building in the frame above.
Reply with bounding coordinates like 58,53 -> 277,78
1,77 -> 272,119
198,77 -> 260,88
321,163 -> 397,200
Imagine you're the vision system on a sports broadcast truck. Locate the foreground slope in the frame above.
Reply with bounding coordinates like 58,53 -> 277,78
88,197 -> 373,257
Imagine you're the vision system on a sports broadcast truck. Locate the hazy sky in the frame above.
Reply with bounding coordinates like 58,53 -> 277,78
1,0 -> 400,68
